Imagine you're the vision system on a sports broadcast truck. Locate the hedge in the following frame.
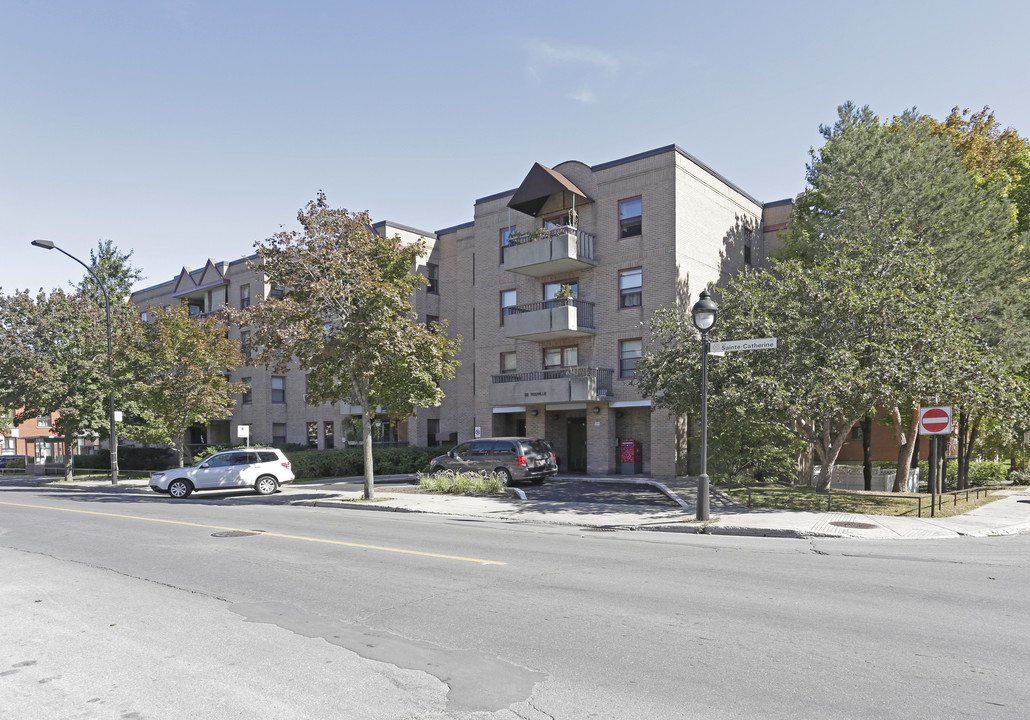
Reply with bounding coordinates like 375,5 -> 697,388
73,447 -> 177,471
288,445 -> 452,479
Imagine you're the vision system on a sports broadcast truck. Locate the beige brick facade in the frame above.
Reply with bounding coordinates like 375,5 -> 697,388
130,144 -> 792,477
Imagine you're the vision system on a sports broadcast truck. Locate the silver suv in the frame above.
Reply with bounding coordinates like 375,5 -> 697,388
150,448 -> 295,499
429,437 -> 557,485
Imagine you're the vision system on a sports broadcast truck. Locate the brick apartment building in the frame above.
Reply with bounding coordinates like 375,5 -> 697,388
130,144 -> 792,477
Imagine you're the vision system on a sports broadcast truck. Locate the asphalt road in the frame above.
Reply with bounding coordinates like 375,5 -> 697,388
2,483 -> 1029,719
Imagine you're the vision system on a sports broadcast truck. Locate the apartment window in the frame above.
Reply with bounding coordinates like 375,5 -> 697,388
426,314 -> 439,330
426,264 -> 439,294
271,376 -> 285,403
500,351 -> 516,373
240,330 -> 251,361
37,415 -> 52,429
305,374 -> 311,405
500,227 -> 515,262
324,421 -> 335,450
1,409 -> 14,428
2,435 -> 16,455
744,245 -> 752,267
272,423 -> 287,444
619,197 -> 643,238
543,280 -> 578,301
269,286 -> 285,300
501,289 -> 517,325
620,339 -> 643,378
619,268 -> 642,308
306,422 -> 318,449
140,311 -> 149,323
544,345 -> 578,369
242,377 -> 252,404
427,418 -> 440,447
240,284 -> 251,309
851,425 -> 862,440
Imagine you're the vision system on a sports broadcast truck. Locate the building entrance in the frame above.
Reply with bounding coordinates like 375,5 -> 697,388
566,417 -> 587,472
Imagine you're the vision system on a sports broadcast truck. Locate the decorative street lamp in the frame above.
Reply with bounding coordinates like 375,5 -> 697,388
691,289 -> 718,521
31,240 -> 119,485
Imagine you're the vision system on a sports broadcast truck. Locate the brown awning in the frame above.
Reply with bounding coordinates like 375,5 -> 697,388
507,163 -> 591,217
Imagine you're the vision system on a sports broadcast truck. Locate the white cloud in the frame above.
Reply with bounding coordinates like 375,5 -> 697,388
569,89 -> 597,104
527,41 -> 620,75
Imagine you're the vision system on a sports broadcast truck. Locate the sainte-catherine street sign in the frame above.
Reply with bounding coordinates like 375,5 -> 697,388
708,338 -> 777,353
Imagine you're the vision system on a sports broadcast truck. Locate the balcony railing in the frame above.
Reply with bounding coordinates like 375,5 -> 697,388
502,226 -> 597,277
489,366 -> 615,406
502,299 -> 596,341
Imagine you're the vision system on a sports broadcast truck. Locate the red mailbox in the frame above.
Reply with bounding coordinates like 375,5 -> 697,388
619,439 -> 642,474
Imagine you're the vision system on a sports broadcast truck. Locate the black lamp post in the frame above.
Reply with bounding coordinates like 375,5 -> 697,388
691,289 -> 718,521
31,240 -> 119,485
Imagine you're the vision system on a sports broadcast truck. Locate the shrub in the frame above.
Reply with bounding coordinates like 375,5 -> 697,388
289,445 -> 453,479
418,470 -> 506,495
1008,468 -> 1030,486
968,461 -> 1009,487
3,457 -> 26,469
74,448 -> 178,471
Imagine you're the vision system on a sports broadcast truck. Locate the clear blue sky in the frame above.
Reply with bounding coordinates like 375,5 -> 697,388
4,0 -> 1028,294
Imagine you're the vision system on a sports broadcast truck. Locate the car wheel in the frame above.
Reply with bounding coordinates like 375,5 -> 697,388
496,468 -> 513,486
168,479 -> 193,499
255,475 -> 279,496
431,466 -> 447,475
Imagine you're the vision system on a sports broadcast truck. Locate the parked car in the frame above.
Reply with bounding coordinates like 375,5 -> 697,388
150,448 -> 295,499
429,437 -> 557,484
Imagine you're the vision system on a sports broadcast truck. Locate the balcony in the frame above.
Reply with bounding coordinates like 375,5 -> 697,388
503,299 -> 595,341
488,367 -> 614,406
502,226 -> 597,277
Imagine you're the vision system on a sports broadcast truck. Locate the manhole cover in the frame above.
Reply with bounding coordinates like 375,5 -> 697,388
211,530 -> 263,538
829,521 -> 879,530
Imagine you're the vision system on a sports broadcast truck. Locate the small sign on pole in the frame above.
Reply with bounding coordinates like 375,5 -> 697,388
237,424 -> 251,446
709,338 -> 777,354
918,406 -> 952,435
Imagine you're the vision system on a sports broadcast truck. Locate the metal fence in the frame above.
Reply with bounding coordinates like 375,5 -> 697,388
734,483 -> 998,517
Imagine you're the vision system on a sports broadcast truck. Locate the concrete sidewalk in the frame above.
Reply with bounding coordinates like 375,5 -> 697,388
299,478 -> 1030,539
5,473 -> 1030,540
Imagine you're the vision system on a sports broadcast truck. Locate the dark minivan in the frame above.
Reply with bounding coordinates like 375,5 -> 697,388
429,437 -> 558,484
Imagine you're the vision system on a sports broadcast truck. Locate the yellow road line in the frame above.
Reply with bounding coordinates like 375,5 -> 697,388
0,501 -> 506,565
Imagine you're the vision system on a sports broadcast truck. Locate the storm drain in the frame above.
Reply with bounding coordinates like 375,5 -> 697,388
828,521 -> 879,530
211,530 -> 264,538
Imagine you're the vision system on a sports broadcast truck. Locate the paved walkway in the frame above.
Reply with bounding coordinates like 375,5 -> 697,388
6,472 -> 1029,540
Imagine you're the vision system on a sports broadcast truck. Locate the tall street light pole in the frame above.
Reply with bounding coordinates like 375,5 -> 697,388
691,289 -> 718,521
31,240 -> 119,485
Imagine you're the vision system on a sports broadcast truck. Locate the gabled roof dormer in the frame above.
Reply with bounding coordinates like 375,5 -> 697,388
173,259 -> 228,298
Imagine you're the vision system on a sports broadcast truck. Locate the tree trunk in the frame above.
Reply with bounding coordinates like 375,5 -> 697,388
175,439 -> 186,468
892,405 -> 918,492
361,404 -> 375,500
63,446 -> 74,482
861,413 -> 872,491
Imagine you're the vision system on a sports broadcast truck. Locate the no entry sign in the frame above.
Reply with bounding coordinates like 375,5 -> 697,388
918,406 -> 953,435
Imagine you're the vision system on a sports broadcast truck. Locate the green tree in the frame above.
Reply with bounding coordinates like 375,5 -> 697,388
231,193 -> 461,499
73,239 -> 144,306
637,238 -> 1002,491
783,102 -> 1030,486
920,106 -> 1030,235
0,289 -> 113,480
121,304 -> 244,467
